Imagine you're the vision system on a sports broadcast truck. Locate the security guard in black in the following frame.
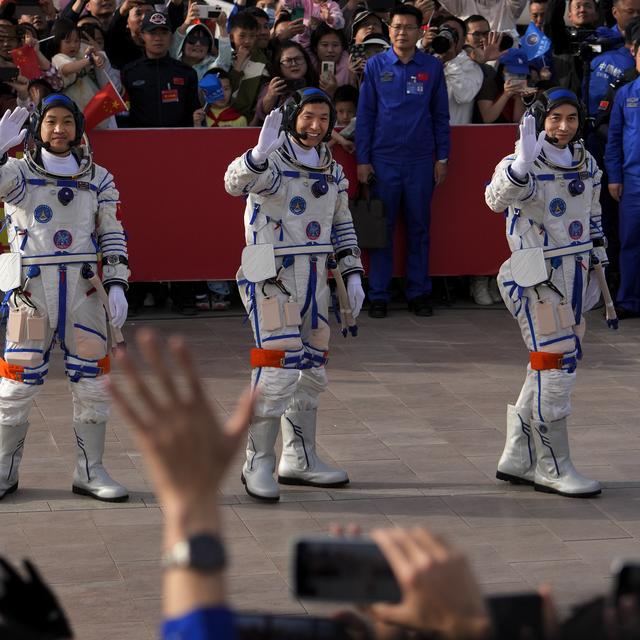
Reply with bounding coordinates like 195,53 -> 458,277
121,11 -> 200,128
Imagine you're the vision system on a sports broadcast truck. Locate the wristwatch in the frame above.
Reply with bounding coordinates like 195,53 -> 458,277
102,255 -> 129,267
161,534 -> 226,573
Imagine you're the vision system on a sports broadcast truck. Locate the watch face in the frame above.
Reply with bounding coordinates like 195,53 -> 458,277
107,255 -> 119,265
352,247 -> 362,258
190,534 -> 225,571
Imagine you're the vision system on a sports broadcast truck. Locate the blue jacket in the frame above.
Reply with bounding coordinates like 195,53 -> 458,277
604,74 -> 640,184
163,607 -> 236,640
355,47 -> 450,165
587,46 -> 634,116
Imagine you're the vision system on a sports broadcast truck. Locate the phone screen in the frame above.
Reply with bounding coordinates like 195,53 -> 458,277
294,538 -> 401,604
291,6 -> 304,21
321,61 -> 335,77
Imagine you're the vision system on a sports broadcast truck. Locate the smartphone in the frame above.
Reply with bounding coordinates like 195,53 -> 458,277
236,613 -> 351,640
197,5 -> 221,18
349,43 -> 366,62
320,60 -> 335,78
285,78 -> 306,90
291,5 -> 304,21
293,537 -> 402,604
0,67 -> 19,82
486,593 -> 544,640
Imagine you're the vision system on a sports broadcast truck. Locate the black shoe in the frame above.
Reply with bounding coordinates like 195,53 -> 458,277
615,306 -> 640,319
368,300 -> 388,318
408,295 -> 433,317
171,303 -> 198,316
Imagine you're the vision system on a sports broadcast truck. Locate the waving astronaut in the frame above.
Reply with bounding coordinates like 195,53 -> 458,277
225,88 -> 365,502
0,96 -> 129,502
485,88 -> 613,499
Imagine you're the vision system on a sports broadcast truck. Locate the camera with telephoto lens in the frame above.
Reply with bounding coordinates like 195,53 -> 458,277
567,27 -> 623,59
430,25 -> 459,54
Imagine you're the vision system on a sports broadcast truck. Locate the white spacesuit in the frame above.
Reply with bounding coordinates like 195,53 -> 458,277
485,89 -> 608,498
225,88 -> 365,502
0,97 -> 129,502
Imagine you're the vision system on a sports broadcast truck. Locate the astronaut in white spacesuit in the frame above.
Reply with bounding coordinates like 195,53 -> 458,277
485,88 -> 611,498
0,96 -> 129,502
225,88 -> 365,502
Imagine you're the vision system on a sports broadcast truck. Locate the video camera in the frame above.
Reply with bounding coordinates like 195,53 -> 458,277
567,27 -> 624,59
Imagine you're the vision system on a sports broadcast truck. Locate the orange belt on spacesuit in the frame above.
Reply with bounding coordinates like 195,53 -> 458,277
250,348 -> 286,368
0,358 -> 24,382
530,352 -> 564,370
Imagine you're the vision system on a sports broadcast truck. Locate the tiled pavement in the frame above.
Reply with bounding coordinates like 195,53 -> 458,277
1,305 -> 640,639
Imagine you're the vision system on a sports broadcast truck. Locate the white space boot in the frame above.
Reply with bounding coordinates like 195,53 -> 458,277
72,422 -> 129,502
278,410 -> 349,487
241,417 -> 281,502
470,276 -> 493,305
532,418 -> 601,498
0,423 -> 28,500
496,404 -> 536,486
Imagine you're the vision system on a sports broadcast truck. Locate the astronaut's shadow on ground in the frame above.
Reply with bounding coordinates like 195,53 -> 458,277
2,488 -> 154,505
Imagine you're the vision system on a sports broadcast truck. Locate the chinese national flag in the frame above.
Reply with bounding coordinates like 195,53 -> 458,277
83,82 -> 128,131
10,46 -> 41,81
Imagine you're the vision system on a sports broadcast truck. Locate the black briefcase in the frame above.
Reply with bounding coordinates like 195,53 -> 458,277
349,186 -> 387,250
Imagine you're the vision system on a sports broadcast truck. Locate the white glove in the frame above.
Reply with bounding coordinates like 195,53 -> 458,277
0,107 -> 29,156
347,273 -> 365,318
250,109 -> 285,165
108,285 -> 128,329
511,113 -> 545,179
590,245 -> 609,268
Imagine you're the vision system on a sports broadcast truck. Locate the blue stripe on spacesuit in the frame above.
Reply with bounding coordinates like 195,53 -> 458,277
5,178 -> 25,204
539,335 -> 574,347
536,371 -> 545,422
572,257 -> 584,325
5,347 -> 43,353
97,198 -> 119,205
262,333 -> 300,342
99,232 -> 126,239
509,215 -> 518,236
334,221 -> 353,228
73,323 -> 107,342
524,298 -> 537,351
249,283 -> 261,348
19,231 -> 28,251
300,259 -> 319,329
58,265 -> 67,347
249,203 -> 260,225
256,171 -> 281,196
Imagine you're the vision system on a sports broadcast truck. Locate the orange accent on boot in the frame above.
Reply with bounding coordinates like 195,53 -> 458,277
0,357 -> 24,382
97,355 -> 111,375
250,348 -> 285,368
530,351 -> 563,370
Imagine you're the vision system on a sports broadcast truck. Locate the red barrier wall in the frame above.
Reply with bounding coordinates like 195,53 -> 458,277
88,124 -> 517,281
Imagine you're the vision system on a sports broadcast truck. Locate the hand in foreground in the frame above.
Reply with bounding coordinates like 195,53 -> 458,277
347,273 -> 365,318
251,108 -> 285,164
109,328 -> 255,518
369,528 -> 492,640
434,160 -> 447,186
0,107 -> 29,156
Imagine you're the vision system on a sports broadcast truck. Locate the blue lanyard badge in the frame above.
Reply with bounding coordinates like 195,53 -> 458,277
406,75 -> 423,95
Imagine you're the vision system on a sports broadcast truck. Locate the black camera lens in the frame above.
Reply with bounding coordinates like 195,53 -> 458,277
431,26 -> 457,54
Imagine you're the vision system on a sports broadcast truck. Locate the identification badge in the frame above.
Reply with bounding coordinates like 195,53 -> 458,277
406,80 -> 424,95
534,299 -> 557,335
260,297 -> 282,331
27,314 -> 46,341
557,301 -> 575,329
161,89 -> 179,103
284,301 -> 301,327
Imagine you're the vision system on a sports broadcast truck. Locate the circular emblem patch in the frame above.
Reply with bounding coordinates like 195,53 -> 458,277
568,220 -> 584,240
539,424 -> 548,434
306,221 -> 321,240
34,204 -> 53,224
289,196 -> 307,216
53,229 -> 73,249
526,33 -> 539,45
549,198 -> 566,217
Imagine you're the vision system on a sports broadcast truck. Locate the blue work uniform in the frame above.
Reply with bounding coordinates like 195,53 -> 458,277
587,46 -> 634,116
605,75 -> 640,314
356,47 -> 450,303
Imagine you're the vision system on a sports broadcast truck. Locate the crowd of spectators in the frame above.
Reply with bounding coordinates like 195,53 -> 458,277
1,0 -> 639,313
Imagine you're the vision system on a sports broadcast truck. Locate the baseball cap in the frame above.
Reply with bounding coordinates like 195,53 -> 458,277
500,48 -> 530,75
141,11 -> 171,33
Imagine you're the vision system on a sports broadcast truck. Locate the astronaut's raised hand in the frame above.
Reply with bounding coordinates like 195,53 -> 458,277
108,285 -> 128,329
347,273 -> 365,318
511,113 -> 545,179
0,107 -> 29,156
250,109 -> 285,165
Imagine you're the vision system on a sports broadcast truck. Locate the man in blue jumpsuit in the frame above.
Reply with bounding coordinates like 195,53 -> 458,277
356,3 -> 450,319
605,32 -> 640,318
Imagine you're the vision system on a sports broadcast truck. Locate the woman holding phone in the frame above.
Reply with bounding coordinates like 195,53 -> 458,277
310,23 -> 357,93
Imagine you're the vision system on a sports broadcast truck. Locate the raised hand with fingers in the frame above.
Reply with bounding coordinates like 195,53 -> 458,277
511,113 -> 545,179
0,107 -> 29,156
250,108 -> 285,165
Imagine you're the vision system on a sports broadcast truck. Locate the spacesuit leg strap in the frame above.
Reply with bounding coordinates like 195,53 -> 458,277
530,351 -> 577,373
